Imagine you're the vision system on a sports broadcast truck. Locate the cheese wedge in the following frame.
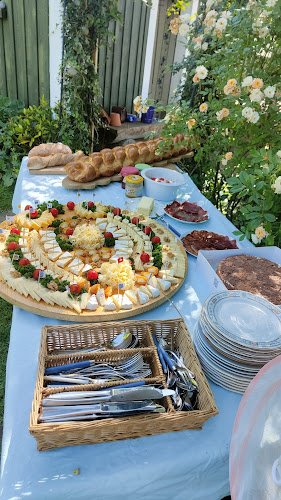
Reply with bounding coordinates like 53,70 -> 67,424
44,242 -> 58,251
48,248 -> 63,261
104,297 -> 116,311
86,294 -> 99,310
147,284 -> 160,298
121,294 -> 133,310
56,256 -> 73,268
68,264 -> 84,276
96,289 -> 106,306
81,264 -> 92,274
125,289 -> 138,305
148,275 -> 158,288
139,285 -> 152,298
137,289 -> 150,305
81,292 -> 90,310
157,278 -> 171,292
112,294 -> 122,309
158,269 -> 174,278
96,218 -> 107,225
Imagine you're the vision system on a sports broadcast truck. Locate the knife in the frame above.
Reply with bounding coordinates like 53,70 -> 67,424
43,387 -> 175,406
41,400 -> 156,420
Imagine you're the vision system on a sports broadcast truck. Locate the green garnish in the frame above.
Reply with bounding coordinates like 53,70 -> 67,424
104,237 -> 115,247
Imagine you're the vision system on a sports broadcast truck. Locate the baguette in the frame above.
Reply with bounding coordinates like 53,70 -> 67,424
65,134 -> 189,183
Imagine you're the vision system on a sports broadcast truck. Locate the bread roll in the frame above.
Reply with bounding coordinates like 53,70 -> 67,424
28,151 -> 84,170
65,135 -> 190,183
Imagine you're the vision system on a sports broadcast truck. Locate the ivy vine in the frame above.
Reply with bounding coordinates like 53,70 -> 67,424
59,0 -> 121,154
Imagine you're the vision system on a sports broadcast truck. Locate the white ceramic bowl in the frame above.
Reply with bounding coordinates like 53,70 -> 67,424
141,167 -> 186,202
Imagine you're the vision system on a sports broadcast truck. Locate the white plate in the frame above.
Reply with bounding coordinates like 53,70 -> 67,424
124,198 -> 165,219
164,202 -> 209,224
205,291 -> 281,349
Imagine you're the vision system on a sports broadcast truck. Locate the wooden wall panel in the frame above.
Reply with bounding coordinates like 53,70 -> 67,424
0,0 -> 49,105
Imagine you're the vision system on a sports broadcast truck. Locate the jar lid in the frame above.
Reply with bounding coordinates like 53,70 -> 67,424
135,163 -> 150,171
120,166 -> 140,177
126,175 -> 143,184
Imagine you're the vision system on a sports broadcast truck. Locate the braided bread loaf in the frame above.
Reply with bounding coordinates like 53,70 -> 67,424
27,143 -> 84,170
65,133 -> 189,183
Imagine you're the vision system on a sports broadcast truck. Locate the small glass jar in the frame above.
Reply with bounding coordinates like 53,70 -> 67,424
125,175 -> 143,198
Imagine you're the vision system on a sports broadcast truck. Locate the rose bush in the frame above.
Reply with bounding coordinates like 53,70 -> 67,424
162,0 -> 281,246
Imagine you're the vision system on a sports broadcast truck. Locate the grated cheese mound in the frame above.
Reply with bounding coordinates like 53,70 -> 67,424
98,260 -> 135,290
69,223 -> 104,251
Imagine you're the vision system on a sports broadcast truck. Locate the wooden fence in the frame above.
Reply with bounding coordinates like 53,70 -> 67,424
98,0 -> 150,115
0,0 -> 50,105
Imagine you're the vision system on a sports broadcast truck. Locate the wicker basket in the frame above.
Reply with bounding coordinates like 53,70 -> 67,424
29,319 -> 218,451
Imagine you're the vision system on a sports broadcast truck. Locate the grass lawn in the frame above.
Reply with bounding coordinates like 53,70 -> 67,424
0,182 -> 14,425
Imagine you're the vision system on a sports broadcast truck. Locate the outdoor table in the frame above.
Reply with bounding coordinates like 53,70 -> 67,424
1,158 -> 252,500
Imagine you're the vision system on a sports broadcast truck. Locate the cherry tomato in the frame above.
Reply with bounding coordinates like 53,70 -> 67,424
87,270 -> 98,281
24,205 -> 32,211
143,226 -> 152,235
19,258 -> 30,266
33,269 -> 42,280
113,207 -> 121,216
165,180 -> 171,184
69,284 -> 81,294
65,228 -> 74,236
10,228 -> 20,235
87,201 -> 95,208
151,177 -> 156,181
140,252 -> 150,263
151,236 -> 161,244
30,210 -> 38,219
104,232 -> 113,238
132,217 -> 140,225
159,178 -> 165,182
7,242 -> 19,251
50,207 -> 59,217
67,201 -> 75,210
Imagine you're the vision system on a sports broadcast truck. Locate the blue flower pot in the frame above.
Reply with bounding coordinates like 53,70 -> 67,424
141,106 -> 155,124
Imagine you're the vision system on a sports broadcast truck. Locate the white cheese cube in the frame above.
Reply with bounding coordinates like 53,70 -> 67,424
137,196 -> 154,216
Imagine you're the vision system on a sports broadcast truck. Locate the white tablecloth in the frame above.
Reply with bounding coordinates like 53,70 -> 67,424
1,159 -> 252,500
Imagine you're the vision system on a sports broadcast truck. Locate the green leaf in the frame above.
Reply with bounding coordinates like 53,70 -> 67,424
264,213 -> 276,222
233,230 -> 242,235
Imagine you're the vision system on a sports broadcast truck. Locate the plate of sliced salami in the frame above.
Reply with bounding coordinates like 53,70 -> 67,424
164,201 -> 209,224
181,230 -> 238,257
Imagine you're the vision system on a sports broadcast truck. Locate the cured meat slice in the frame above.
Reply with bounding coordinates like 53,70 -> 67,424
165,201 -> 208,222
181,230 -> 238,256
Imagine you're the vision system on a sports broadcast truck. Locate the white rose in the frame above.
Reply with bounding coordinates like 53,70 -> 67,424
133,96 -> 142,106
276,151 -> 281,158
221,10 -> 231,19
251,234 -> 260,244
259,26 -> 269,37
195,65 -> 208,79
249,111 -> 260,123
221,158 -> 227,165
272,176 -> 281,194
216,17 -> 227,30
202,42 -> 208,51
249,88 -> 263,103
242,76 -> 253,87
206,0 -> 214,10
264,86 -> 275,98
266,0 -> 277,6
242,107 -> 253,119
180,14 -> 189,23
205,9 -> 218,19
179,23 -> 189,37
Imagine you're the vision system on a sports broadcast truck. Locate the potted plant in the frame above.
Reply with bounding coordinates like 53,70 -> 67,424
133,96 -> 156,123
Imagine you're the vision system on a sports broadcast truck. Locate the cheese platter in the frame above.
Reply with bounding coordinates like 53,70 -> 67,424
0,200 -> 187,322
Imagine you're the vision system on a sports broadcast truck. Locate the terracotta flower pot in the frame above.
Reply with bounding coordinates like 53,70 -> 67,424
110,112 -> 122,126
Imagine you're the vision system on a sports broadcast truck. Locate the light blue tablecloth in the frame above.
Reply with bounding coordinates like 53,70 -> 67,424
1,159 -> 252,500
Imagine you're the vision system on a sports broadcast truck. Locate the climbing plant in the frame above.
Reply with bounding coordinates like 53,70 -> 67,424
59,0 -> 121,153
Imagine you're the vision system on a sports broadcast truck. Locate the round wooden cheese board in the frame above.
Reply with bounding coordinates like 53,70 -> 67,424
0,204 -> 188,322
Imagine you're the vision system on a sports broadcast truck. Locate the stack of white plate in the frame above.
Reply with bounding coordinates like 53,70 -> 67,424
194,290 -> 281,393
